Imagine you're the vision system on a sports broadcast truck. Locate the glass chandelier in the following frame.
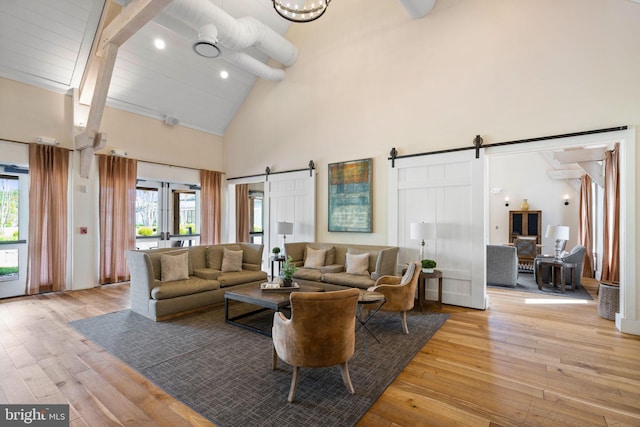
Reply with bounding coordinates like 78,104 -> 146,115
272,0 -> 331,23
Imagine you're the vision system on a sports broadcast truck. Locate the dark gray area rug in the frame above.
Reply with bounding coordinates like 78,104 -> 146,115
490,272 -> 593,300
69,304 -> 448,427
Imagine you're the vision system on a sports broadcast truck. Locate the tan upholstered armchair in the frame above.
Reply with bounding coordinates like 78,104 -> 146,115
272,288 -> 360,403
367,261 -> 421,334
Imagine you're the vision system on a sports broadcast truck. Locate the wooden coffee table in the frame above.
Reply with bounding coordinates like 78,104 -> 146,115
224,283 -> 323,336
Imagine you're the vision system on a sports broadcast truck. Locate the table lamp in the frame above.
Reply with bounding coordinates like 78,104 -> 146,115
545,224 -> 570,260
410,222 -> 436,261
276,221 -> 293,257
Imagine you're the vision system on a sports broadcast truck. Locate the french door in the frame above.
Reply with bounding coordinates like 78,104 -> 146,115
135,180 -> 200,250
0,171 -> 28,298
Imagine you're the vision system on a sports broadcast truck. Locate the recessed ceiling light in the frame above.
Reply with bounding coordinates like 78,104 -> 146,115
154,38 -> 166,50
220,70 -> 229,79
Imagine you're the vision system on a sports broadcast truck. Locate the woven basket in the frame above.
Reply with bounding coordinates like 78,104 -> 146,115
598,283 -> 620,320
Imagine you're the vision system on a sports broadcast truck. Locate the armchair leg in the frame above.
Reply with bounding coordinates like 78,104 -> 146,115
339,361 -> 355,395
401,311 -> 409,334
288,366 -> 300,403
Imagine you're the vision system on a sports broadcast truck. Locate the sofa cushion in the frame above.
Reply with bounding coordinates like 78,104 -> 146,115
161,252 -> 189,282
239,243 -> 263,266
149,250 -> 192,281
304,247 -> 327,269
205,246 -> 224,270
218,270 -> 268,287
221,248 -> 243,272
293,267 -> 323,282
151,276 -> 220,300
192,268 -> 223,280
346,252 -> 370,276
322,272 -> 375,289
321,264 -> 345,274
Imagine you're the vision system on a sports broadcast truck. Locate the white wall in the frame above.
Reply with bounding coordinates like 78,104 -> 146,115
224,0 -> 640,246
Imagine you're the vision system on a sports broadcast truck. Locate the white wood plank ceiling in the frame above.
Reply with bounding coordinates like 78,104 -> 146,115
0,0 -> 292,136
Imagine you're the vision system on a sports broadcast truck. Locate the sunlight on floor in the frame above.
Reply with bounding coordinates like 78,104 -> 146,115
525,298 -> 590,305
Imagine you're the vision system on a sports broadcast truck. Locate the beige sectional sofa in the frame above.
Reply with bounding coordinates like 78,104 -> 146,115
284,242 -> 399,290
126,243 -> 267,320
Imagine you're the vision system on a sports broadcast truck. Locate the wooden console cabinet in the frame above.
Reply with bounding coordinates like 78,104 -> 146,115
509,210 -> 542,244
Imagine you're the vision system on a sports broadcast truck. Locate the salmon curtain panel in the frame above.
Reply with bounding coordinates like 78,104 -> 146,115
200,169 -> 223,245
601,143 -> 620,282
98,155 -> 137,284
578,174 -> 594,278
236,184 -> 250,242
26,144 -> 69,295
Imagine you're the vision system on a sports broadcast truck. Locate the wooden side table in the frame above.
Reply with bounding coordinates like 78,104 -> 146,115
270,255 -> 286,280
536,259 -> 575,292
417,269 -> 443,310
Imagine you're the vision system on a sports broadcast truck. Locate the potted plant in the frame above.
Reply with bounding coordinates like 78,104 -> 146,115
281,256 -> 298,287
421,259 -> 437,273
272,247 -> 281,258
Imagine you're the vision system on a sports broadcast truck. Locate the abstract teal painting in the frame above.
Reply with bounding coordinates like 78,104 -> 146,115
328,158 -> 372,232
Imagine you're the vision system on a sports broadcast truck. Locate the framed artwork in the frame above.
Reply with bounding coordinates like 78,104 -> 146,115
328,158 -> 372,232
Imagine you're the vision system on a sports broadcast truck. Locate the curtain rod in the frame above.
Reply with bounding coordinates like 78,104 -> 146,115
1,138 -> 73,152
95,154 -> 224,174
2,139 -> 222,172
388,126 -> 628,161
228,161 -> 316,181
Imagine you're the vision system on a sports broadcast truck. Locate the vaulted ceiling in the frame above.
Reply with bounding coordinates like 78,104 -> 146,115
0,0 -> 294,136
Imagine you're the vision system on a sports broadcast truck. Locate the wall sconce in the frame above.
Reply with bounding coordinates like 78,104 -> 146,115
505,197 -> 509,207
564,195 -> 569,206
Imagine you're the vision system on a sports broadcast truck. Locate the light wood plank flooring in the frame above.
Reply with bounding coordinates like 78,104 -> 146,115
1,278 -> 638,426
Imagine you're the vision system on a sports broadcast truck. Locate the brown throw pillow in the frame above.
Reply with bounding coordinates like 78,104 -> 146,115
221,248 -> 243,272
160,252 -> 189,282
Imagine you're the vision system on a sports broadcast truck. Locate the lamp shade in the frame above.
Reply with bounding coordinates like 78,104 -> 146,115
276,221 -> 293,235
410,222 -> 436,240
545,225 -> 569,240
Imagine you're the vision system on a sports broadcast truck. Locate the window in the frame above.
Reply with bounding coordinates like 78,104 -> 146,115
136,186 -> 159,239
172,190 -> 197,236
249,190 -> 263,244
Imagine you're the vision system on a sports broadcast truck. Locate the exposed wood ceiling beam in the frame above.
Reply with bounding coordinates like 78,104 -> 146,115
75,0 -> 173,177
577,161 -> 604,187
553,147 -> 607,164
97,0 -> 173,56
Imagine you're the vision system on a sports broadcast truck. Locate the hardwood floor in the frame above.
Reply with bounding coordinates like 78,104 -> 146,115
1,278 -> 638,426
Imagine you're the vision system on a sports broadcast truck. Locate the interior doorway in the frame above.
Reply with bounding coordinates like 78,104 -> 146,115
485,127 -> 636,334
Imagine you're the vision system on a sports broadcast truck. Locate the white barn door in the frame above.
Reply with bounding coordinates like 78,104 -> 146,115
389,150 -> 487,309
265,170 -> 316,252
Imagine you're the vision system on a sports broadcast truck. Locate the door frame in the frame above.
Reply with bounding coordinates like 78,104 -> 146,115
485,127 -> 637,335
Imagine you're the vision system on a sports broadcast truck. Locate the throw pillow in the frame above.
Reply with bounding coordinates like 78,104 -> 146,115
401,262 -> 416,285
221,248 -> 243,272
160,252 -> 189,282
304,247 -> 327,269
346,252 -> 369,276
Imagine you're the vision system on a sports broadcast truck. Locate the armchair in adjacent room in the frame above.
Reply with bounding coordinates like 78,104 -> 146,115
272,288 -> 360,403
367,261 -> 421,334
486,244 -> 518,287
514,236 -> 538,272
